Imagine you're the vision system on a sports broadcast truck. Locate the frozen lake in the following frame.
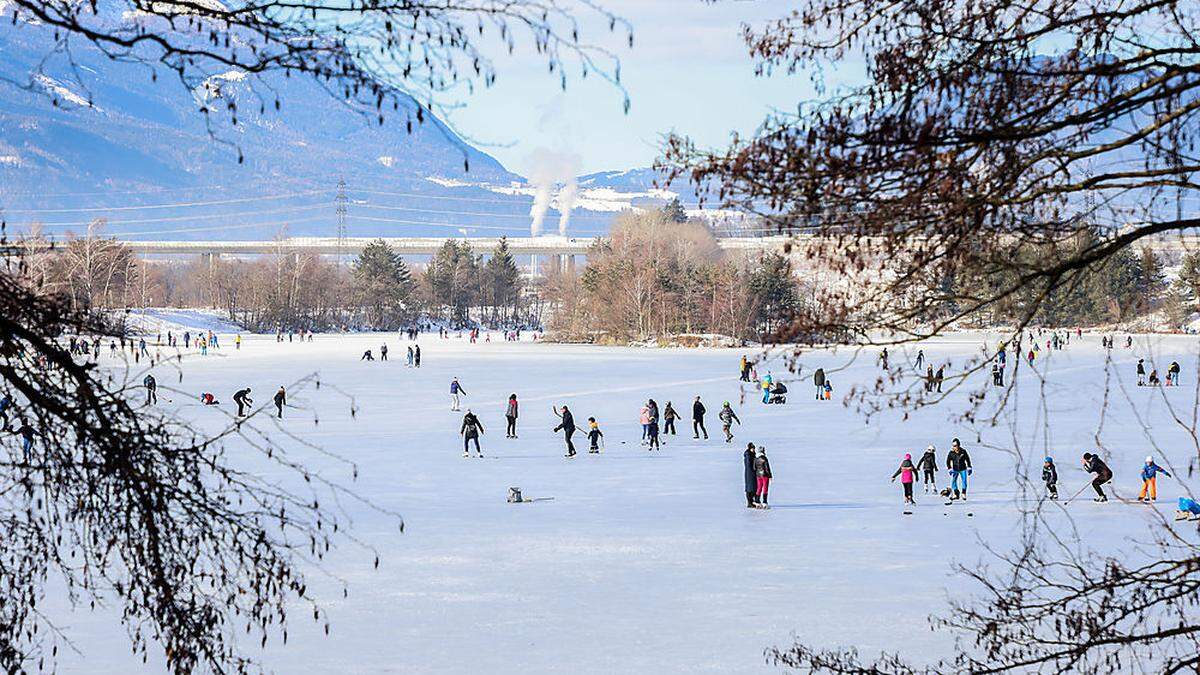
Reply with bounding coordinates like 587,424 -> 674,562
50,331 -> 1200,672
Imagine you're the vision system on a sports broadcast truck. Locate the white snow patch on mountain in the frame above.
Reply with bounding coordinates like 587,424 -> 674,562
33,75 -> 96,109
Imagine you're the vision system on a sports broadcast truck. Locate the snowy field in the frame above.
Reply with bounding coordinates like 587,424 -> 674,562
47,330 -> 1200,673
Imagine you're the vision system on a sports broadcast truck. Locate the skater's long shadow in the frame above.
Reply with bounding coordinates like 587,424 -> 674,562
768,503 -> 871,510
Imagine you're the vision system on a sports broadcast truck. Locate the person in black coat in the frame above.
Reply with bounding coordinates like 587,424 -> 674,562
461,410 -> 484,457
554,405 -> 577,457
692,396 -> 708,439
1082,452 -> 1113,502
743,443 -> 758,508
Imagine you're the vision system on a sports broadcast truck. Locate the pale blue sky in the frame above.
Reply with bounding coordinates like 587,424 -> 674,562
445,1 -> 842,177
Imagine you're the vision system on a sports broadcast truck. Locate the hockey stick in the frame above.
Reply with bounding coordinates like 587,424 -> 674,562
1063,481 -> 1094,505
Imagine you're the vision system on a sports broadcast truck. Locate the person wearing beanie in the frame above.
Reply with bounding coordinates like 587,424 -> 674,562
916,445 -> 939,493
891,453 -> 917,504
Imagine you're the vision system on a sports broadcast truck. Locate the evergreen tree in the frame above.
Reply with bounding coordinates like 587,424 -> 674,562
748,252 -> 800,335
662,197 -> 688,223
426,240 -> 478,325
483,237 -> 523,324
351,239 -> 414,329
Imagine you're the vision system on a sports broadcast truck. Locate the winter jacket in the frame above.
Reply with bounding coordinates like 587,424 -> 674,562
233,388 -> 252,403
1042,463 -> 1057,486
719,406 -> 739,425
461,413 -> 483,437
648,401 -> 659,422
1141,462 -> 1171,481
1084,455 -> 1112,479
916,451 -> 938,473
754,454 -> 772,478
639,407 -> 651,425
663,404 -> 680,421
554,409 -> 576,434
813,368 -> 825,387
450,381 -> 464,394
946,447 -> 972,472
692,400 -> 706,419
506,399 -> 519,418
743,449 -> 757,492
892,459 -> 916,484
273,389 -> 286,406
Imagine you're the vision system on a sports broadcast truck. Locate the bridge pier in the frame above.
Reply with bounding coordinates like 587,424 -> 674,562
567,254 -> 577,276
199,252 -> 220,271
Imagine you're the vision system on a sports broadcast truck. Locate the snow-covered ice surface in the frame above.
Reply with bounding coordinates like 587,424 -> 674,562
46,332 -> 1200,672
120,308 -> 242,336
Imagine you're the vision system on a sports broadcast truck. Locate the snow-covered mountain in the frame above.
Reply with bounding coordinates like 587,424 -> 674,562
0,26 -> 703,242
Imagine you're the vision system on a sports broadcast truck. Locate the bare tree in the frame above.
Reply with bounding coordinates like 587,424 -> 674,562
661,0 -> 1200,671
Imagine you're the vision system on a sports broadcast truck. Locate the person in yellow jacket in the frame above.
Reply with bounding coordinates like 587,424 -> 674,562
235,334 -> 242,350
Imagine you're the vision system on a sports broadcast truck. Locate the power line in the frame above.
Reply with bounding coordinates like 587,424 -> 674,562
3,190 -> 330,214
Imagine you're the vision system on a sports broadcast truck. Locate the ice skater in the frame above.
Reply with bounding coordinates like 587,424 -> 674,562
814,368 -> 826,400
461,409 -> 484,457
692,396 -> 708,439
1082,452 -> 1113,502
587,418 -> 604,453
505,394 -> 519,438
646,415 -> 661,451
553,405 -> 577,457
233,387 -> 253,417
743,443 -> 757,508
946,438 -> 972,500
1137,359 -> 1146,386
639,403 -> 652,445
450,377 -> 466,411
380,344 -> 388,361
719,402 -> 741,443
1042,456 -> 1058,500
753,447 -> 772,508
891,453 -> 917,504
143,374 -> 157,405
916,444 -> 938,493
1139,456 -> 1171,502
273,386 -> 286,418
663,401 -> 680,436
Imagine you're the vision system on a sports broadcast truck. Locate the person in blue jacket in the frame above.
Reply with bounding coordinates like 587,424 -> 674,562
450,377 -> 466,411
1139,455 -> 1171,502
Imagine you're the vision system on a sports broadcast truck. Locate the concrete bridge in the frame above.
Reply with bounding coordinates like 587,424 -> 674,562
114,235 -> 795,275
116,235 -> 792,256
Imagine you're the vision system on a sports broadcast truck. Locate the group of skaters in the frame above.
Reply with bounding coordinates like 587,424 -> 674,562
1136,359 -> 1181,387
275,329 -> 315,343
891,439 -> 974,504
360,343 -> 423,366
454,381 -> 743,458
187,385 -> 288,418
887,440 -> 1191,513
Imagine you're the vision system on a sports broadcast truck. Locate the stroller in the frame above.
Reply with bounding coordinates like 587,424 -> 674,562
768,382 -> 788,404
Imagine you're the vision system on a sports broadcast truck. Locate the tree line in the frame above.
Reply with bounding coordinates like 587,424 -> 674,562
16,226 -> 530,332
